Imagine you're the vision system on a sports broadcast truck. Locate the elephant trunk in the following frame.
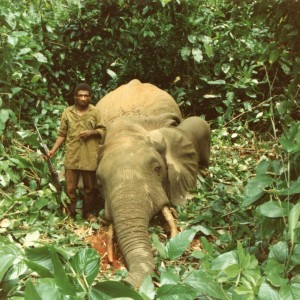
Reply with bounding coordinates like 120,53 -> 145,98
110,195 -> 155,287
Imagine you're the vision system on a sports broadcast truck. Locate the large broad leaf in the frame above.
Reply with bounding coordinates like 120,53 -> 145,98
69,248 -> 100,286
280,123 -> 300,154
25,247 -> 54,277
139,274 -> 155,300
258,282 -> 281,300
183,270 -> 228,300
211,251 -> 238,271
0,238 -> 23,281
242,174 -> 273,207
279,283 -> 300,300
25,278 -> 67,300
50,246 -> 77,296
156,284 -> 198,300
268,241 -> 288,263
89,281 -> 144,300
24,279 -> 42,300
152,234 -> 167,259
278,177 -> 300,196
0,254 -> 15,281
288,202 -> 300,246
0,109 -> 10,124
257,201 -> 289,218
159,268 -> 180,285
165,229 -> 197,260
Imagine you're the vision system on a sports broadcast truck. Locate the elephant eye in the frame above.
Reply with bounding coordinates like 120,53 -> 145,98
154,165 -> 162,175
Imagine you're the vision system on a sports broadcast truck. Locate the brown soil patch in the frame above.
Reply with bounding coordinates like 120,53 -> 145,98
86,227 -> 125,273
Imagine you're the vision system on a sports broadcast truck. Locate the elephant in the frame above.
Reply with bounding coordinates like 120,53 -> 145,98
95,79 -> 210,287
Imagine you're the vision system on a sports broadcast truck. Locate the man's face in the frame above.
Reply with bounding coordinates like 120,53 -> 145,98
74,90 -> 91,109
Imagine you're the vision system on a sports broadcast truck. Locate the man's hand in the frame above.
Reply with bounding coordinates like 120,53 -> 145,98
78,130 -> 99,140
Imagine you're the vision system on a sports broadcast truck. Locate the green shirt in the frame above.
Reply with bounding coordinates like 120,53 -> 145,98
58,104 -> 105,171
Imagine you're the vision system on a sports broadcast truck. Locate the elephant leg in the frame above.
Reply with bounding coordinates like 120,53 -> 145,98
162,206 -> 178,237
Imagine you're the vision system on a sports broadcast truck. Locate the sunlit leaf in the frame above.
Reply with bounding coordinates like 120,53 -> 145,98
211,251 -> 238,271
165,229 -> 196,260
288,202 -> 300,246
242,174 -> 273,207
25,246 -> 54,277
257,201 -> 288,218
33,53 -> 48,63
0,109 -> 10,124
69,248 -> 100,286
106,69 -> 117,78
183,270 -> 228,300
279,283 -> 300,300
139,274 -> 155,300
50,246 -> 77,296
258,282 -> 281,300
156,284 -> 198,300
192,48 -> 203,63
25,279 -> 42,300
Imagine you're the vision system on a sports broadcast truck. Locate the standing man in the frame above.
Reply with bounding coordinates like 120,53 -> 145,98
49,83 -> 105,220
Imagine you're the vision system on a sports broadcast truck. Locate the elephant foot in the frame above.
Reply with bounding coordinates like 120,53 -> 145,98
162,206 -> 178,237
107,224 -> 114,263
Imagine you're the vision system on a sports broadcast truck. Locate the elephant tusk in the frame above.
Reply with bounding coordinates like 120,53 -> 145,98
107,224 -> 114,263
162,206 -> 178,238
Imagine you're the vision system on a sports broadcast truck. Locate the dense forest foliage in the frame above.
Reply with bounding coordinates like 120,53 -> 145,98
1,0 -> 300,299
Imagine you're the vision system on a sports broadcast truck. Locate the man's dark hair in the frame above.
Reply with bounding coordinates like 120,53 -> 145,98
74,83 -> 92,95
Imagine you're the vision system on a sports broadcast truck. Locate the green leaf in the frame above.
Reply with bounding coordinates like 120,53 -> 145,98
242,174 -> 273,207
183,270 -> 228,300
5,12 -> 16,29
224,264 -> 241,278
268,241 -> 288,263
279,283 -> 300,300
207,80 -> 226,85
25,279 -> 42,300
257,201 -> 288,218
165,229 -> 196,260
50,246 -> 77,296
258,282 -> 281,300
0,239 -> 23,281
89,281 -> 144,300
25,246 -> 54,277
278,177 -> 300,195
156,284 -> 198,300
269,49 -> 280,64
33,53 -> 48,63
159,268 -> 180,285
106,69 -> 117,78
139,274 -> 155,300
152,233 -> 167,259
211,251 -> 238,271
0,109 -> 10,124
69,248 -> 100,286
192,48 -> 203,63
288,202 -> 300,246
204,42 -> 213,58
267,274 -> 288,287
180,47 -> 191,61
0,254 -> 15,281
256,159 -> 270,175
26,278 -> 65,300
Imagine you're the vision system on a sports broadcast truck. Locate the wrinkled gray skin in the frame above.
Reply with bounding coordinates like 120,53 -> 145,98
95,80 -> 210,287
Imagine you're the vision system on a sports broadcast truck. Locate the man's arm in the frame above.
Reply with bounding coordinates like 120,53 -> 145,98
49,136 -> 65,158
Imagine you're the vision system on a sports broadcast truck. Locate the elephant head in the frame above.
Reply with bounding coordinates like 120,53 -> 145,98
96,115 -> 210,287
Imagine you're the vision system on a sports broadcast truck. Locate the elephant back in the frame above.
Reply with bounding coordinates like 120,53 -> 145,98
96,79 -> 182,126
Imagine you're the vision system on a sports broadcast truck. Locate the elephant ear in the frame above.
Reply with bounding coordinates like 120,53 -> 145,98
149,128 -> 199,205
